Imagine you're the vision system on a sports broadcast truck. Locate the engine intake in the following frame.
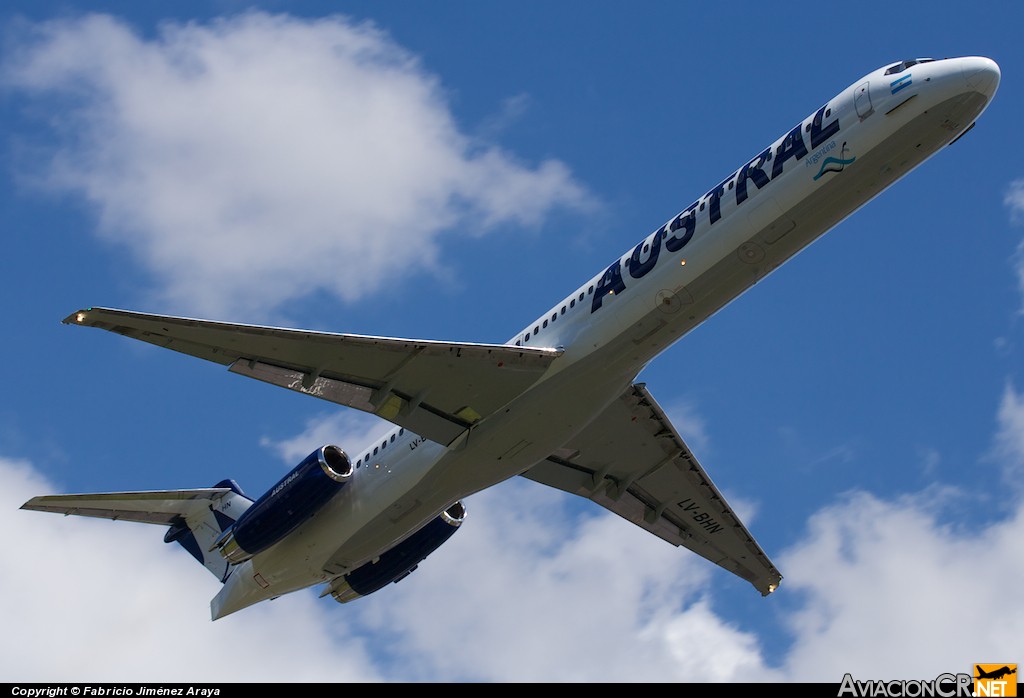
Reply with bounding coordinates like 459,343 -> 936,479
326,501 -> 466,603
214,445 -> 352,564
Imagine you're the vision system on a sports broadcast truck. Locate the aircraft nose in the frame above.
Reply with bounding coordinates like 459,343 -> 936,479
960,56 -> 1001,97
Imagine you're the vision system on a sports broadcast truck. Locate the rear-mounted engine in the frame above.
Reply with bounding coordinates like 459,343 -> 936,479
213,444 -> 352,564
325,501 -> 466,603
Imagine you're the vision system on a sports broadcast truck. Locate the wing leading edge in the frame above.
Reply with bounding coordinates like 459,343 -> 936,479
522,383 -> 781,595
65,307 -> 561,447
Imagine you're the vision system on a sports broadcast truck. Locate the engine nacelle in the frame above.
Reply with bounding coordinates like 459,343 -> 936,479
214,445 -> 352,564
326,501 -> 466,604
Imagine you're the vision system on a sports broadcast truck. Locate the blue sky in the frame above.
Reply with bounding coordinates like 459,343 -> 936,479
2,2 -> 1023,683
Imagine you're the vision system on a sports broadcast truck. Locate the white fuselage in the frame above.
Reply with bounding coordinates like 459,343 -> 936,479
212,56 -> 1000,618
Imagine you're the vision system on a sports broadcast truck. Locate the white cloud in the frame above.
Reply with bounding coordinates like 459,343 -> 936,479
260,409 -> 389,464
7,385 -> 1024,682
0,456 -> 383,682
1006,179 -> 1024,310
660,600 -> 773,681
370,476 -> 1024,682
3,450 -> 763,682
4,13 -> 590,319
778,489 -> 1024,681
1006,179 -> 1024,224
348,479 -> 737,682
996,382 -> 1024,481
665,397 -> 712,456
476,93 -> 532,140
256,408 -> 772,681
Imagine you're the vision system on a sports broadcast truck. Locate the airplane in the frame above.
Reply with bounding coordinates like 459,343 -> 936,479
22,56 -> 1000,620
975,666 -> 1016,681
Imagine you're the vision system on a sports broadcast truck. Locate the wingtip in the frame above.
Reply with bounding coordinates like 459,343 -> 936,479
20,495 -> 44,511
63,308 -> 93,326
760,575 -> 782,597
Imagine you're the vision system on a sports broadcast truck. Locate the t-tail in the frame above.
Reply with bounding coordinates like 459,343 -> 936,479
22,444 -> 361,617
163,480 -> 253,581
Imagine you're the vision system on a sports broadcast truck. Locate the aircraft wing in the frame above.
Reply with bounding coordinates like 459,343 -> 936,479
21,488 -> 234,525
521,383 -> 782,595
65,307 -> 561,447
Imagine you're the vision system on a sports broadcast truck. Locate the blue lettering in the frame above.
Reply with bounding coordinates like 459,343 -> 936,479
665,204 -> 697,253
704,177 -> 732,225
772,124 -> 808,178
585,102 -> 837,317
736,148 -> 771,205
591,260 -> 626,312
810,103 -> 840,149
805,140 -> 836,167
628,228 -> 662,279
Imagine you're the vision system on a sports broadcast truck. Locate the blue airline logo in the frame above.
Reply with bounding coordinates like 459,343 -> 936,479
590,103 -> 841,313
812,142 -> 856,181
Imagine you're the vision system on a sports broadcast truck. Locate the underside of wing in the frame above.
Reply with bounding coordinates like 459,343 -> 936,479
522,384 -> 781,596
21,488 -> 235,525
65,307 -> 561,446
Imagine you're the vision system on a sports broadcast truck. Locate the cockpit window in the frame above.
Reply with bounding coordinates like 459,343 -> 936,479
885,58 -> 935,75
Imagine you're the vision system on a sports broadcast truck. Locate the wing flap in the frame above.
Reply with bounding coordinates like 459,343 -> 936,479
522,384 -> 781,595
65,307 -> 561,446
228,359 -> 468,446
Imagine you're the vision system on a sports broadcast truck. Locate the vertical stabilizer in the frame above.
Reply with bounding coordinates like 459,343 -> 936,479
164,479 -> 253,582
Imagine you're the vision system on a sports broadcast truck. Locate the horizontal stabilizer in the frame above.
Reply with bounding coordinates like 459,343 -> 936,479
22,488 -> 236,524
23,486 -> 253,582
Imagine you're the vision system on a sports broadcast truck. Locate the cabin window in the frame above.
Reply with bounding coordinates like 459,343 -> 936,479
534,326 -> 539,335
381,441 -> 386,450
579,292 -> 585,301
543,319 -> 548,328
588,286 -> 593,294
390,434 -> 395,443
524,334 -> 530,343
570,299 -> 575,308
560,306 -> 566,315
373,447 -> 378,456
551,313 -> 557,322
515,340 -> 521,346
399,428 -> 404,436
